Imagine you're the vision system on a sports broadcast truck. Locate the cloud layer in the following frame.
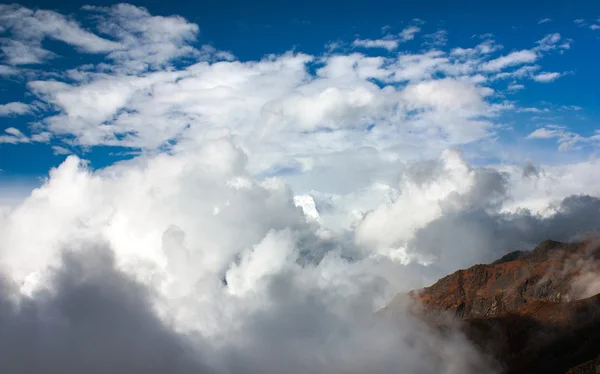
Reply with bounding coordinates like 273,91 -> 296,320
1,4 -> 600,373
1,138 -> 600,373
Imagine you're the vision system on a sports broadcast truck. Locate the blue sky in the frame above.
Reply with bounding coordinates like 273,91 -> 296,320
1,0 -> 599,188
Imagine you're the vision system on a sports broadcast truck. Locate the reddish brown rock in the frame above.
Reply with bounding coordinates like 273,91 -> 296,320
414,239 -> 600,320
392,238 -> 600,374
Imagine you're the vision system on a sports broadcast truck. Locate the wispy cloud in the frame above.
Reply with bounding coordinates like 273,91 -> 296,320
507,83 -> 525,91
352,38 -> 399,51
0,4 -> 121,65
353,26 -> 422,51
533,71 -> 563,83
422,29 -> 448,47
527,125 -> 599,151
0,102 -> 32,116
480,50 -> 538,72
0,127 -> 30,144
399,26 -> 421,42
534,33 -> 570,52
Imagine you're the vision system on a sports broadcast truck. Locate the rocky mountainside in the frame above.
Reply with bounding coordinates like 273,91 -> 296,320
388,238 -> 600,374
414,239 -> 600,320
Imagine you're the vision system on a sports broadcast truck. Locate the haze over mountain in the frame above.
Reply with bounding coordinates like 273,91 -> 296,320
1,1 -> 600,373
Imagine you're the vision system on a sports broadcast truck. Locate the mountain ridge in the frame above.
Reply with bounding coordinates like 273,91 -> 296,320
382,237 -> 600,374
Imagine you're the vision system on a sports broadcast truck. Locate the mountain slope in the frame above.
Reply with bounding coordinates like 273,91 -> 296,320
386,238 -> 600,374
414,239 -> 599,320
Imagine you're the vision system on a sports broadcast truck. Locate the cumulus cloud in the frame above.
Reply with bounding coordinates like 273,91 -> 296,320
1,5 -> 600,372
0,243 -> 498,374
353,150 -> 600,271
1,133 -> 600,374
0,247 -> 214,374
0,3 -> 577,180
0,140 -> 515,374
17,44 -> 509,180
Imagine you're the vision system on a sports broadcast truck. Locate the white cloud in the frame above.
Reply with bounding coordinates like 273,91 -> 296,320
0,4 -> 572,178
0,127 -> 29,144
352,38 -> 399,51
0,64 -> 19,75
0,4 -> 121,65
0,102 -> 32,116
533,71 -> 563,82
518,107 -> 549,113
390,50 -> 450,81
16,43 -> 511,180
538,18 -> 553,24
451,39 -> 502,57
0,4 -> 200,71
480,50 -> 538,72
400,78 -> 492,113
399,26 -> 421,42
82,4 -> 201,71
526,125 -> 599,151
354,150 -> 474,260
0,4 -> 578,205
527,127 -> 559,139
352,26 -> 421,51
533,33 -> 571,53
1,100 -> 600,374
52,145 -> 72,155
0,140 -> 527,374
422,29 -> 448,47
591,24 -> 600,30
507,83 -> 525,91
492,64 -> 540,80
0,40 -> 57,65
560,105 -> 583,111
